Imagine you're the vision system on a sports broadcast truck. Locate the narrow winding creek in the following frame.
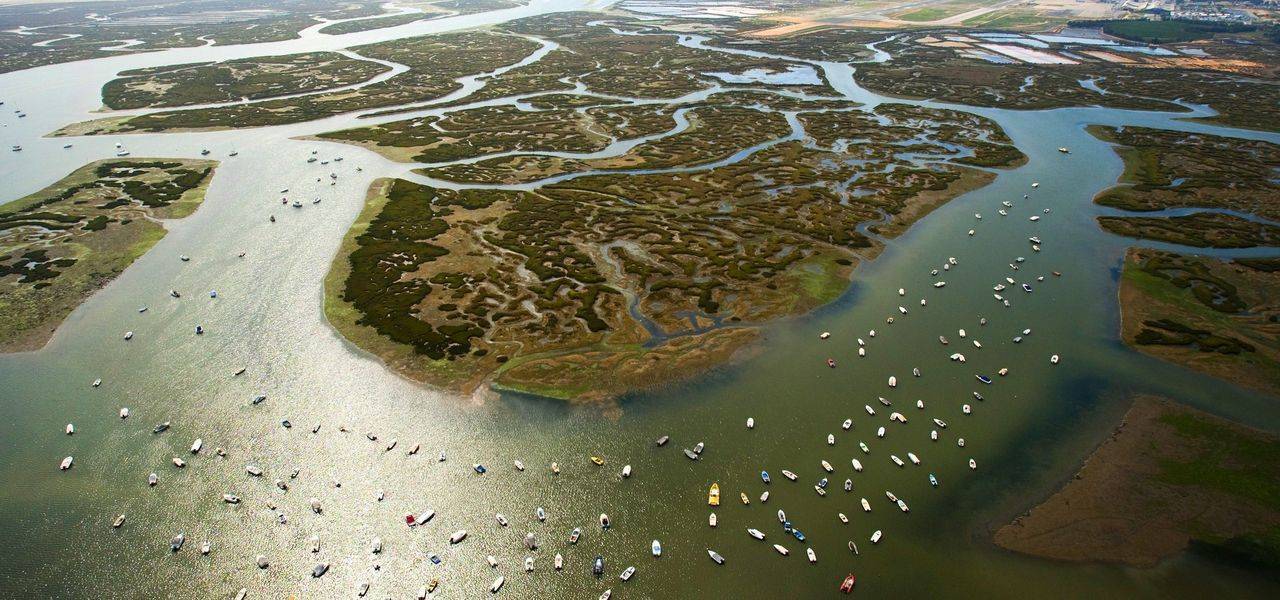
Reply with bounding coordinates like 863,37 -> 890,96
0,1 -> 1277,597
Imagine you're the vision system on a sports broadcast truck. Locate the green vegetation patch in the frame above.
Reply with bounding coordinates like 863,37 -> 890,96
1068,18 -> 1260,44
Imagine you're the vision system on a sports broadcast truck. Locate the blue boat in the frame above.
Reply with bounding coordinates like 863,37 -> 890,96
760,471 -> 770,484
818,478 -> 828,489
429,553 -> 441,564
792,529 -> 806,542
473,464 -> 487,474
783,520 -> 792,533
929,473 -> 938,487
976,374 -> 992,384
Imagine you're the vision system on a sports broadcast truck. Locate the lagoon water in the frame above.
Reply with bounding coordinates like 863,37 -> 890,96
1,0 -> 1278,597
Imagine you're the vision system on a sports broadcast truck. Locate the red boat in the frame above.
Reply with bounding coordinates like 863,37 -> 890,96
840,573 -> 856,593
827,358 -> 836,368
405,514 -> 416,526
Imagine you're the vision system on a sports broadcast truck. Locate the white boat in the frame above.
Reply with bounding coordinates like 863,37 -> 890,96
814,485 -> 827,496
113,514 -> 125,528
746,417 -> 754,429
807,548 -> 817,563
871,530 -> 883,544
555,553 -> 564,569
1050,354 -> 1060,364
119,408 -> 129,419
890,455 -> 904,467
621,464 -> 631,478
827,434 -> 835,445
859,442 -> 870,454
760,491 -> 769,503
148,473 -> 158,486
496,513 -> 508,527
839,512 -> 848,523
525,556 -> 534,572
876,426 -> 885,438
851,459 -> 863,472
619,566 -> 635,581
864,405 -> 875,416
898,499 -> 910,513
450,530 -> 468,544
190,439 -> 202,454
861,498 -> 871,512
969,458 -> 977,470
651,540 -> 661,557
747,528 -> 765,540
963,404 -> 972,414
707,549 -> 725,564
600,591 -> 611,600
709,512 -> 717,527
246,465 -> 263,476
537,507 -> 546,521
778,509 -> 787,522
842,419 -> 852,430
66,423 -> 74,435
490,576 -> 505,593
907,452 -> 920,465
172,457 -> 186,468
819,331 -> 830,339
60,456 -> 73,470
781,470 -> 797,481
124,331 -> 133,340
888,376 -> 897,388
773,544 -> 789,556
821,460 -> 833,472
958,438 -> 966,448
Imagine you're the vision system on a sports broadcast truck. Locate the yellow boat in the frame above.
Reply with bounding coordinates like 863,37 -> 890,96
740,492 -> 750,505
708,483 -> 721,506
590,456 -> 604,466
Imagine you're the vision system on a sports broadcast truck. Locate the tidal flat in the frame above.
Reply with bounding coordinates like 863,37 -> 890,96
0,159 -> 216,352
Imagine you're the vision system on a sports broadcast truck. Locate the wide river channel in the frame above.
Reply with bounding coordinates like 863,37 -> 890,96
0,0 -> 1278,597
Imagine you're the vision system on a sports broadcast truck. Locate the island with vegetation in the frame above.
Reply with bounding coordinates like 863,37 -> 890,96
1118,248 -> 1279,398
1091,125 -> 1280,248
0,159 -> 217,352
994,395 -> 1280,569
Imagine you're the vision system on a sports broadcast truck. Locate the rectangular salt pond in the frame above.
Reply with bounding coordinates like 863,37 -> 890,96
978,44 -> 1078,65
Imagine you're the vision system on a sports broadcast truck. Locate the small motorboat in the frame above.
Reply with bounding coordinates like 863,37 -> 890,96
761,471 -> 770,484
148,473 -> 158,486
843,479 -> 852,492
655,435 -> 669,446
60,456 -> 73,470
190,439 -> 202,454
693,443 -> 705,454
119,407 -> 129,419
827,358 -> 836,368
976,374 -> 992,384
449,530 -> 468,544
782,470 -> 797,481
172,457 -> 186,468
707,550 -> 725,565
708,484 -> 720,506
747,528 -> 765,540
619,566 -> 635,581
839,512 -> 849,523
555,553 -> 564,570
827,434 -> 835,445
841,573 -> 857,593
740,492 -> 750,505
600,513 -> 611,529
969,459 -> 977,470
821,460 -> 833,473
709,512 -> 717,527
814,485 -> 826,496
113,514 -> 126,528
490,576 -> 505,593
792,529 -> 806,542
908,452 -> 920,465
590,456 -> 604,466
170,534 -> 185,552
245,465 -> 263,477
1050,354 -> 1060,364
842,418 -> 852,430
473,464 -> 487,474
551,462 -> 560,474
525,556 -> 534,572
861,498 -> 871,512
652,540 -> 662,557
570,527 -> 581,544
496,513 -> 508,527
773,543 -> 790,556
871,530 -> 883,544
859,442 -> 870,454
929,473 -> 939,487
593,555 -> 604,577
746,417 -> 754,429
537,507 -> 547,522
851,459 -> 863,472
684,448 -> 699,460
778,509 -> 787,523
898,499 -> 910,513
760,491 -> 770,503
621,464 -> 632,478
807,548 -> 817,563
891,455 -> 905,467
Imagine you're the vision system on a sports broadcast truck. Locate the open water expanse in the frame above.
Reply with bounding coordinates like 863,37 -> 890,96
1,0 -> 1278,597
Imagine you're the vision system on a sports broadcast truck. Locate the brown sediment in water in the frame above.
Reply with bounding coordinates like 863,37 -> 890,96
993,395 -> 1280,568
